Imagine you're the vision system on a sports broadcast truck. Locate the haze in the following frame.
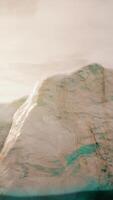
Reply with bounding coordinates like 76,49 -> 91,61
0,0 -> 113,102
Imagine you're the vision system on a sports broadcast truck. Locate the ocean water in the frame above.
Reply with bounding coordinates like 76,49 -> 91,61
0,191 -> 113,200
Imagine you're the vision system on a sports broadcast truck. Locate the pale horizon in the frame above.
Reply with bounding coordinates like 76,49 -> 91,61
0,0 -> 113,102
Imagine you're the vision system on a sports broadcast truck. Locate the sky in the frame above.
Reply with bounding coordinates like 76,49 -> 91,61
0,0 -> 113,102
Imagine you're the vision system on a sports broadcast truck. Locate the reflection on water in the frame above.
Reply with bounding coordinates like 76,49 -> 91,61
0,191 -> 113,200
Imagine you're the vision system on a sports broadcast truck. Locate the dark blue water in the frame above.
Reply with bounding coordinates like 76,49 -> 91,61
0,191 -> 113,200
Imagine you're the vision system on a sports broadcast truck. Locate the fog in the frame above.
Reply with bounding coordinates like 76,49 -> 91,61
0,0 -> 113,102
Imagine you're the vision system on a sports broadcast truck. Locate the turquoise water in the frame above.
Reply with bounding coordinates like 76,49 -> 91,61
65,144 -> 99,166
26,143 -> 99,177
